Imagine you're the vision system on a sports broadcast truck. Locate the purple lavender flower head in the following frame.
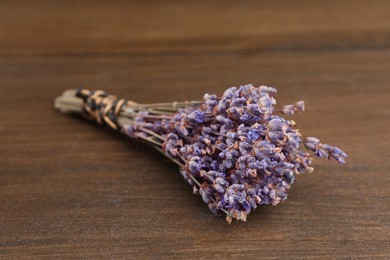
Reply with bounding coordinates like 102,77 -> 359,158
119,84 -> 348,223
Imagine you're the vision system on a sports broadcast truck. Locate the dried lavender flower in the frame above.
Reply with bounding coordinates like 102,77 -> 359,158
55,84 -> 347,223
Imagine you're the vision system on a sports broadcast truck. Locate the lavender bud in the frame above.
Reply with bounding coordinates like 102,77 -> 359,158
294,100 -> 305,112
259,85 -> 277,94
188,109 -> 205,123
268,118 -> 285,132
282,104 -> 295,115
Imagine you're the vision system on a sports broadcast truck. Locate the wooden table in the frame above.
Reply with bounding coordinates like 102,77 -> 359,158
1,1 -> 389,258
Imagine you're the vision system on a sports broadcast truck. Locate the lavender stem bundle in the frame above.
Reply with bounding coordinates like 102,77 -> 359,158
55,85 -> 347,223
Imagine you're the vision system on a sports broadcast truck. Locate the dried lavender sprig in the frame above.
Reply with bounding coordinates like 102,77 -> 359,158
55,84 -> 347,223
304,137 -> 348,164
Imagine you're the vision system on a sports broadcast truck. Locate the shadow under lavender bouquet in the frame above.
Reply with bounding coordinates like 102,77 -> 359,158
55,84 -> 347,223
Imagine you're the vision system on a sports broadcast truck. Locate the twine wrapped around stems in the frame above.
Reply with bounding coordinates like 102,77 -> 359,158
55,85 -> 347,223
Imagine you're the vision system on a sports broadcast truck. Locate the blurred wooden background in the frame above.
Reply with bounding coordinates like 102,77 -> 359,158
0,0 -> 389,258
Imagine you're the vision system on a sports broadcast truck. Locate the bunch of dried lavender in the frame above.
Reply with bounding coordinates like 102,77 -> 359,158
55,85 -> 347,223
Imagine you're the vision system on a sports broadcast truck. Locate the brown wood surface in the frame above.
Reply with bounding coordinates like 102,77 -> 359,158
0,0 -> 389,259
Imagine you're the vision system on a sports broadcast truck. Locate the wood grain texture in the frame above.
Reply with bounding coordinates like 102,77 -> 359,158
0,1 -> 389,259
